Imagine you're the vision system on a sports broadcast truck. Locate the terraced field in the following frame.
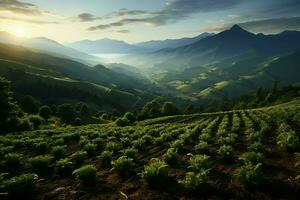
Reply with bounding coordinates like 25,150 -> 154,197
1,100 -> 300,199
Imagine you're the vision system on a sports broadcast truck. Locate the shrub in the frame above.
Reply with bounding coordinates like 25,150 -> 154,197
199,133 -> 212,142
170,139 -> 185,152
83,143 -> 97,156
39,105 -> 52,119
163,148 -> 179,166
124,112 -> 135,124
73,165 -> 97,186
111,156 -> 134,177
123,148 -> 137,158
189,154 -> 210,171
239,152 -> 264,164
194,141 -> 210,153
248,141 -> 265,152
99,150 -> 113,168
179,169 -> 210,191
140,159 -> 169,189
218,145 -> 234,161
28,155 -> 52,175
55,158 -> 73,177
29,115 -> 43,129
106,141 -> 118,152
132,138 -> 146,150
51,146 -> 67,160
277,127 -> 300,152
32,141 -> 49,153
235,163 -> 264,187
5,173 -> 38,200
71,151 -> 87,166
4,153 -> 22,172
115,117 -> 130,127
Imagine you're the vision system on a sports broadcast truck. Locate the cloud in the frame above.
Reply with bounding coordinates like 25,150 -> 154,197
239,17 -> 300,33
112,29 -> 130,34
0,0 -> 49,16
86,0 -> 241,30
0,15 -> 59,24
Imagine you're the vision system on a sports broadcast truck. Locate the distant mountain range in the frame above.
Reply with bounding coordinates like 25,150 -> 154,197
66,32 -> 214,54
0,32 -> 101,65
136,32 -> 214,51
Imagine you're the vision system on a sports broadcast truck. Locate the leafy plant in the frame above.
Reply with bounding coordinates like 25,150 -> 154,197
277,124 -> 300,152
51,146 -> 67,160
4,153 -> 22,172
140,159 -> 169,189
163,148 -> 179,166
55,158 -> 73,177
28,155 -> 52,175
73,165 -> 97,186
188,154 -> 210,171
170,139 -> 185,152
83,143 -> 97,156
235,163 -> 264,187
194,141 -> 210,154
123,148 -> 137,158
218,145 -> 234,161
239,152 -> 264,164
179,169 -> 210,191
111,156 -> 134,177
99,150 -> 113,168
5,173 -> 38,200
71,150 -> 87,166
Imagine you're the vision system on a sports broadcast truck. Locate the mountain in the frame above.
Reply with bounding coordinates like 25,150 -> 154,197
0,31 -> 101,65
0,43 -> 159,111
136,32 -> 214,51
67,38 -> 149,54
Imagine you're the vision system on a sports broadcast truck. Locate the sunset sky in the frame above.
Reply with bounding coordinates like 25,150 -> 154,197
0,0 -> 300,43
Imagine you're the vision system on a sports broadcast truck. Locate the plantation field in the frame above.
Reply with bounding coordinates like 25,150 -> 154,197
1,100 -> 300,199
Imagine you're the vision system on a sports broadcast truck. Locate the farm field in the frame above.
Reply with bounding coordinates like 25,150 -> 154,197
1,100 -> 300,200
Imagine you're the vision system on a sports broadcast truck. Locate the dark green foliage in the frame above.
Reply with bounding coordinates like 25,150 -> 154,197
99,150 -> 113,168
57,104 -> 76,124
71,151 -> 88,166
115,117 -> 130,127
83,143 -> 97,156
0,77 -> 27,134
55,158 -> 73,177
51,146 -> 67,160
161,101 -> 180,116
28,155 -> 52,175
163,148 -> 179,166
4,173 -> 38,200
140,100 -> 161,119
4,153 -> 22,172
29,115 -> 43,129
73,165 -> 97,186
239,152 -> 264,164
277,123 -> 300,152
194,141 -> 210,154
19,95 -> 39,114
188,154 -> 210,172
218,145 -> 234,161
123,147 -> 137,158
74,117 -> 82,126
111,156 -> 134,177
140,159 -> 169,189
235,163 -> 264,187
39,105 -> 52,119
124,112 -> 135,124
179,169 -> 210,192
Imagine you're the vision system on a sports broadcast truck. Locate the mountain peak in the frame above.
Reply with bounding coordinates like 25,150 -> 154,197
229,24 -> 245,32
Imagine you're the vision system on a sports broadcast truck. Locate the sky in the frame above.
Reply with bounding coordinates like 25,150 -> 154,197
0,0 -> 300,43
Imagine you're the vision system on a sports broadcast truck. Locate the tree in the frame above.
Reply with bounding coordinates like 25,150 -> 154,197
0,77 -> 30,133
140,100 -> 161,119
19,95 -> 39,114
57,104 -> 76,124
124,112 -> 135,124
161,102 -> 180,116
39,105 -> 52,119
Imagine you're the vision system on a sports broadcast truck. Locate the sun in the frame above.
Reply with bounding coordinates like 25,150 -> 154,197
11,25 -> 28,37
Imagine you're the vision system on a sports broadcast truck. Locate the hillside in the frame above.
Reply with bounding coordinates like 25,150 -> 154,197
0,99 -> 299,199
0,43 -> 158,111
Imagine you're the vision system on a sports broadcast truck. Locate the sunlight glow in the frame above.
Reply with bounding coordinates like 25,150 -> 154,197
11,25 -> 28,37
